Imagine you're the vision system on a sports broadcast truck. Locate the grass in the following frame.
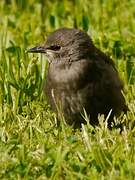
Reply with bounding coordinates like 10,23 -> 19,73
0,0 -> 135,179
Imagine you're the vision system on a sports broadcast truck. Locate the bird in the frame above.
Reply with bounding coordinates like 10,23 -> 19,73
27,28 -> 127,129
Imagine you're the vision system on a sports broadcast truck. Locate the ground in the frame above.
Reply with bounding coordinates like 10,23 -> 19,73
0,0 -> 135,179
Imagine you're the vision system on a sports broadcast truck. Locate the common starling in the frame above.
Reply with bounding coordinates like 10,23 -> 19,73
27,28 -> 127,128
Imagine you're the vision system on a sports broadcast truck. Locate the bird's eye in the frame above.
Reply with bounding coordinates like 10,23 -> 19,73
47,45 -> 61,51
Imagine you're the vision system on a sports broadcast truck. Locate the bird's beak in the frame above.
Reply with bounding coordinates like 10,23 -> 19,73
27,45 -> 46,53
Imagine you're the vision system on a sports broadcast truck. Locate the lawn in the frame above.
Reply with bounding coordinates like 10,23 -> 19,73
0,0 -> 135,179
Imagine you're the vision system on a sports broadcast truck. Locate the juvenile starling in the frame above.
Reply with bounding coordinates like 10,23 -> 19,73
27,28 -> 127,128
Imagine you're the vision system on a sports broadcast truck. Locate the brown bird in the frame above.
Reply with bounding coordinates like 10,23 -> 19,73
27,28 -> 127,128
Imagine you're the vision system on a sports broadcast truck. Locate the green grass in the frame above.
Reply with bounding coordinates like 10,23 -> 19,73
0,0 -> 135,179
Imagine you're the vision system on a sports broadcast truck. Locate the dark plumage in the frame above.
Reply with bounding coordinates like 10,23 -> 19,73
27,28 -> 127,128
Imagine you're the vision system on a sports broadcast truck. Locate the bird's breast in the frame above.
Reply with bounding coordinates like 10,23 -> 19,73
47,59 -> 93,90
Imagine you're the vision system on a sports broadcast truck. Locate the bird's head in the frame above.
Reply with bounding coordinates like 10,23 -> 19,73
27,28 -> 94,63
